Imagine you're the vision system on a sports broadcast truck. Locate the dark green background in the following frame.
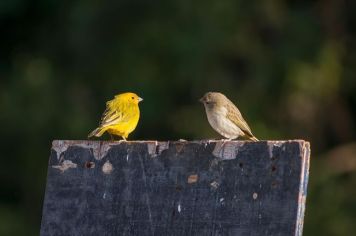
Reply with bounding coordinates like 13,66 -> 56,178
1,0 -> 356,235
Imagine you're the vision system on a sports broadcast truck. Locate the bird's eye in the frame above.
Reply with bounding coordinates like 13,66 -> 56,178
131,97 -> 134,100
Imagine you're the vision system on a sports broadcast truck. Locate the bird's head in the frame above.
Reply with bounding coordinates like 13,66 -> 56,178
199,92 -> 226,108
118,92 -> 143,105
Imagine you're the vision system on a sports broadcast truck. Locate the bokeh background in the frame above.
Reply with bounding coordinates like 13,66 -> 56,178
1,0 -> 356,235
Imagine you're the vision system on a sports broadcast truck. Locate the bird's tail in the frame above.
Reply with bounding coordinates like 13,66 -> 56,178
88,127 -> 106,138
246,134 -> 259,142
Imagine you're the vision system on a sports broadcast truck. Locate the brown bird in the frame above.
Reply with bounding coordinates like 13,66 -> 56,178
199,92 -> 258,141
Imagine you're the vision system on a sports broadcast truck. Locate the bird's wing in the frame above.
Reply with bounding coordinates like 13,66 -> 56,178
100,109 -> 123,127
225,100 -> 255,138
99,100 -> 129,127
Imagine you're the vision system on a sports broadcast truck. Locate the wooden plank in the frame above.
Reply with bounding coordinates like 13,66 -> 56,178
40,140 -> 310,236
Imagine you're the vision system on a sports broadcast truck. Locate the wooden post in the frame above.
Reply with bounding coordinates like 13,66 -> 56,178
41,140 -> 310,236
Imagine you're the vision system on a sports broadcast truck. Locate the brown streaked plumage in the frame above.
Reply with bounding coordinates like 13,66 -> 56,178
199,92 -> 258,141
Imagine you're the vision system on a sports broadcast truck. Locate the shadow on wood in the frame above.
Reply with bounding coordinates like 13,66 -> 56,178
41,140 -> 310,236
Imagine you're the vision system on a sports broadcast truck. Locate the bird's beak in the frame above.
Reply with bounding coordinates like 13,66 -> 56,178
199,97 -> 204,103
138,97 -> 143,102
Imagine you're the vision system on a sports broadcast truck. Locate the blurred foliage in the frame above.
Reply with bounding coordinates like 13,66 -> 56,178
1,0 -> 356,235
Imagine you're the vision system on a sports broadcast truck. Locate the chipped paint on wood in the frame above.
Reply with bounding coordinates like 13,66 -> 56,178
187,174 -> 198,184
212,141 -> 245,160
210,181 -> 219,189
52,160 -> 77,172
102,160 -> 113,174
52,140 -> 69,160
42,140 -> 310,236
147,141 -> 169,157
52,140 -> 113,160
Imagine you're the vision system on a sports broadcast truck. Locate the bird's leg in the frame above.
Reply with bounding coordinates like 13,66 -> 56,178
122,136 -> 127,141
222,138 -> 231,145
219,138 -> 232,148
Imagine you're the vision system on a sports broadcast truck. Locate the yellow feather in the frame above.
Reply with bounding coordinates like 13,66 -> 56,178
88,92 -> 143,140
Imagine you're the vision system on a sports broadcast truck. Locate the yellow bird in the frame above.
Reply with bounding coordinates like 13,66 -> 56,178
88,92 -> 143,140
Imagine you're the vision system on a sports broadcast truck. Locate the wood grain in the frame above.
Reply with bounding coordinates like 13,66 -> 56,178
41,140 -> 310,236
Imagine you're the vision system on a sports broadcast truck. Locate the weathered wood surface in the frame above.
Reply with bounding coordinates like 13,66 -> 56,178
41,140 -> 310,236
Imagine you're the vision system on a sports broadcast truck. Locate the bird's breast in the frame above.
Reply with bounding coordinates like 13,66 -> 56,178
205,106 -> 243,139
